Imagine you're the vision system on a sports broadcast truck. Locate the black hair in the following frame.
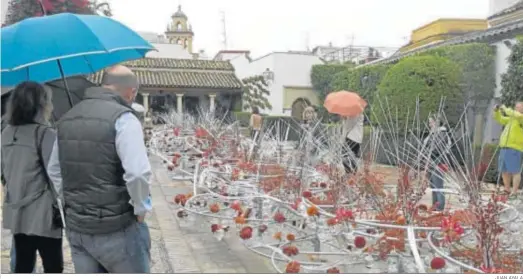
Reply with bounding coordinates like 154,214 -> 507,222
252,107 -> 260,114
6,81 -> 50,126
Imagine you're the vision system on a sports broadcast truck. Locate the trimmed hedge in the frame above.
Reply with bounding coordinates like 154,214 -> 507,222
500,38 -> 523,106
309,43 -> 496,128
423,43 -> 496,116
374,55 -> 463,130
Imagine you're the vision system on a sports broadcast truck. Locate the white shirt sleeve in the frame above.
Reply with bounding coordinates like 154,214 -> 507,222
115,112 -> 152,216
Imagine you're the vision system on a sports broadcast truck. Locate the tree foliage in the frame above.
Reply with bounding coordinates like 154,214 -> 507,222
423,43 -> 496,111
500,38 -> 523,106
310,64 -> 349,121
375,55 -> 463,129
242,75 -> 272,111
4,0 -> 111,26
310,64 -> 348,102
331,64 -> 390,106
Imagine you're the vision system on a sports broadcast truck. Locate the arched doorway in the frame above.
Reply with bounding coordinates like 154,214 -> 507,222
291,98 -> 311,121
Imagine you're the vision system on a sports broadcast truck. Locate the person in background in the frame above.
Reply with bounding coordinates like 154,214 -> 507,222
47,65 -> 152,273
1,81 -> 63,273
302,106 -> 317,126
342,113 -> 364,174
423,116 -> 452,211
250,107 -> 262,139
493,102 -> 523,199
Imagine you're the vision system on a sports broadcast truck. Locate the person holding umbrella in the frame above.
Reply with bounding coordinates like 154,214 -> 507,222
46,65 -> 152,273
324,90 -> 367,174
342,113 -> 364,173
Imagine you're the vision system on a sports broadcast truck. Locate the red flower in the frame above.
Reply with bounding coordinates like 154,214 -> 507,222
430,257 -> 445,270
41,0 -> 54,12
273,211 -> 286,223
326,267 -> 340,273
230,200 -> 241,211
239,226 -> 253,240
302,191 -> 312,198
354,236 -> 366,248
285,261 -> 300,273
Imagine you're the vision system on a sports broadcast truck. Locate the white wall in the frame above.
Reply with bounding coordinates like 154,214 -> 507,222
489,0 -> 520,16
230,52 -> 324,116
484,39 -> 517,143
1,0 -> 7,25
272,53 -> 324,115
147,43 -> 192,59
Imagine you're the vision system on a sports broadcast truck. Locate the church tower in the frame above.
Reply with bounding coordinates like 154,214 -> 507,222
165,5 -> 194,53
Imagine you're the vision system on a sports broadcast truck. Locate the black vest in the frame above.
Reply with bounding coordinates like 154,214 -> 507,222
57,87 -> 135,234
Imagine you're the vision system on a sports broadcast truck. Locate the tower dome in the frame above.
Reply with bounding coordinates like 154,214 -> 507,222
172,5 -> 187,19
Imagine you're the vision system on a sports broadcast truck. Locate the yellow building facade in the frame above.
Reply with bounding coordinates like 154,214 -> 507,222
400,19 -> 488,52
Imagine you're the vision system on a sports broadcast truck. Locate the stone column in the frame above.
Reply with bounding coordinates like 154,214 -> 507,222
209,93 -> 216,112
141,93 -> 150,114
176,93 -> 184,114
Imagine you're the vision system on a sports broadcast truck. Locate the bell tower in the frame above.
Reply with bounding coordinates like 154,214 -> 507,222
165,5 -> 194,53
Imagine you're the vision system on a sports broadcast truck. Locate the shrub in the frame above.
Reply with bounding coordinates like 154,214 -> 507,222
478,144 -> 500,184
242,75 -> 272,111
311,64 -> 349,120
233,111 -> 251,127
500,38 -> 523,106
424,43 -> 496,111
374,55 -> 463,130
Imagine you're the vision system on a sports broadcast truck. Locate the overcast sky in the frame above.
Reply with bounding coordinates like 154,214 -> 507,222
110,0 -> 490,57
1,0 -> 491,57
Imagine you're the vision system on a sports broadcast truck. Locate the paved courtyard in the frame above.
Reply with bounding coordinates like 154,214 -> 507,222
1,156 -> 273,273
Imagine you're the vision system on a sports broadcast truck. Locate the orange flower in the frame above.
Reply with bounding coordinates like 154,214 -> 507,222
234,216 -> 246,224
396,216 -> 406,225
273,232 -> 282,240
286,233 -> 296,241
306,206 -> 319,216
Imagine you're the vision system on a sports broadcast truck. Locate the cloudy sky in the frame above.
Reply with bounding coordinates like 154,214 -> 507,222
1,0 -> 492,57
109,0 -> 491,57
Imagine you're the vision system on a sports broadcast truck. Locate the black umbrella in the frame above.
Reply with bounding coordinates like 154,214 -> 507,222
1,76 -> 95,123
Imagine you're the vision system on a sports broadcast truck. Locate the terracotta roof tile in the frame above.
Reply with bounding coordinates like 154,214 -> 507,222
88,69 -> 242,90
123,57 -> 234,71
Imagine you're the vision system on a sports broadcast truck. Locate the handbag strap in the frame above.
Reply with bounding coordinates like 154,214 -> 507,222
34,124 -> 56,197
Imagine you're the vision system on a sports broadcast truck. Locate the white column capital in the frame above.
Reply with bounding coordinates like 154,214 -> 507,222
209,93 -> 217,98
141,92 -> 149,97
176,93 -> 185,98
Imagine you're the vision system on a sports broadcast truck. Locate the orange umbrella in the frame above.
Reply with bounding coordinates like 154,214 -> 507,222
324,90 -> 367,117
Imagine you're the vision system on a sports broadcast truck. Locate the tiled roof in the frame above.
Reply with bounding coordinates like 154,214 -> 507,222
123,58 -> 234,71
488,0 -> 523,20
360,18 -> 523,67
88,69 -> 242,90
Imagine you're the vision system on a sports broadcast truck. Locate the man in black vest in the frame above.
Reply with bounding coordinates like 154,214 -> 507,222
46,65 -> 152,273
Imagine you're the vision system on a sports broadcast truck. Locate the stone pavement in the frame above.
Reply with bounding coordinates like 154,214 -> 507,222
0,156 -> 274,273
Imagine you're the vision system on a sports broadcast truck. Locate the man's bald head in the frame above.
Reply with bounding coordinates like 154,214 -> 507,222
101,65 -> 139,105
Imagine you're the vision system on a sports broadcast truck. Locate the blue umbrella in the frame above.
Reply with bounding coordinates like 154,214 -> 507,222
1,13 -> 154,104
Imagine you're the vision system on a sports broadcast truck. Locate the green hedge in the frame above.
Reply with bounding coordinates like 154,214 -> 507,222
311,64 -> 351,121
374,55 -> 463,129
309,43 -> 496,128
500,38 -> 523,106
423,43 -> 496,111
